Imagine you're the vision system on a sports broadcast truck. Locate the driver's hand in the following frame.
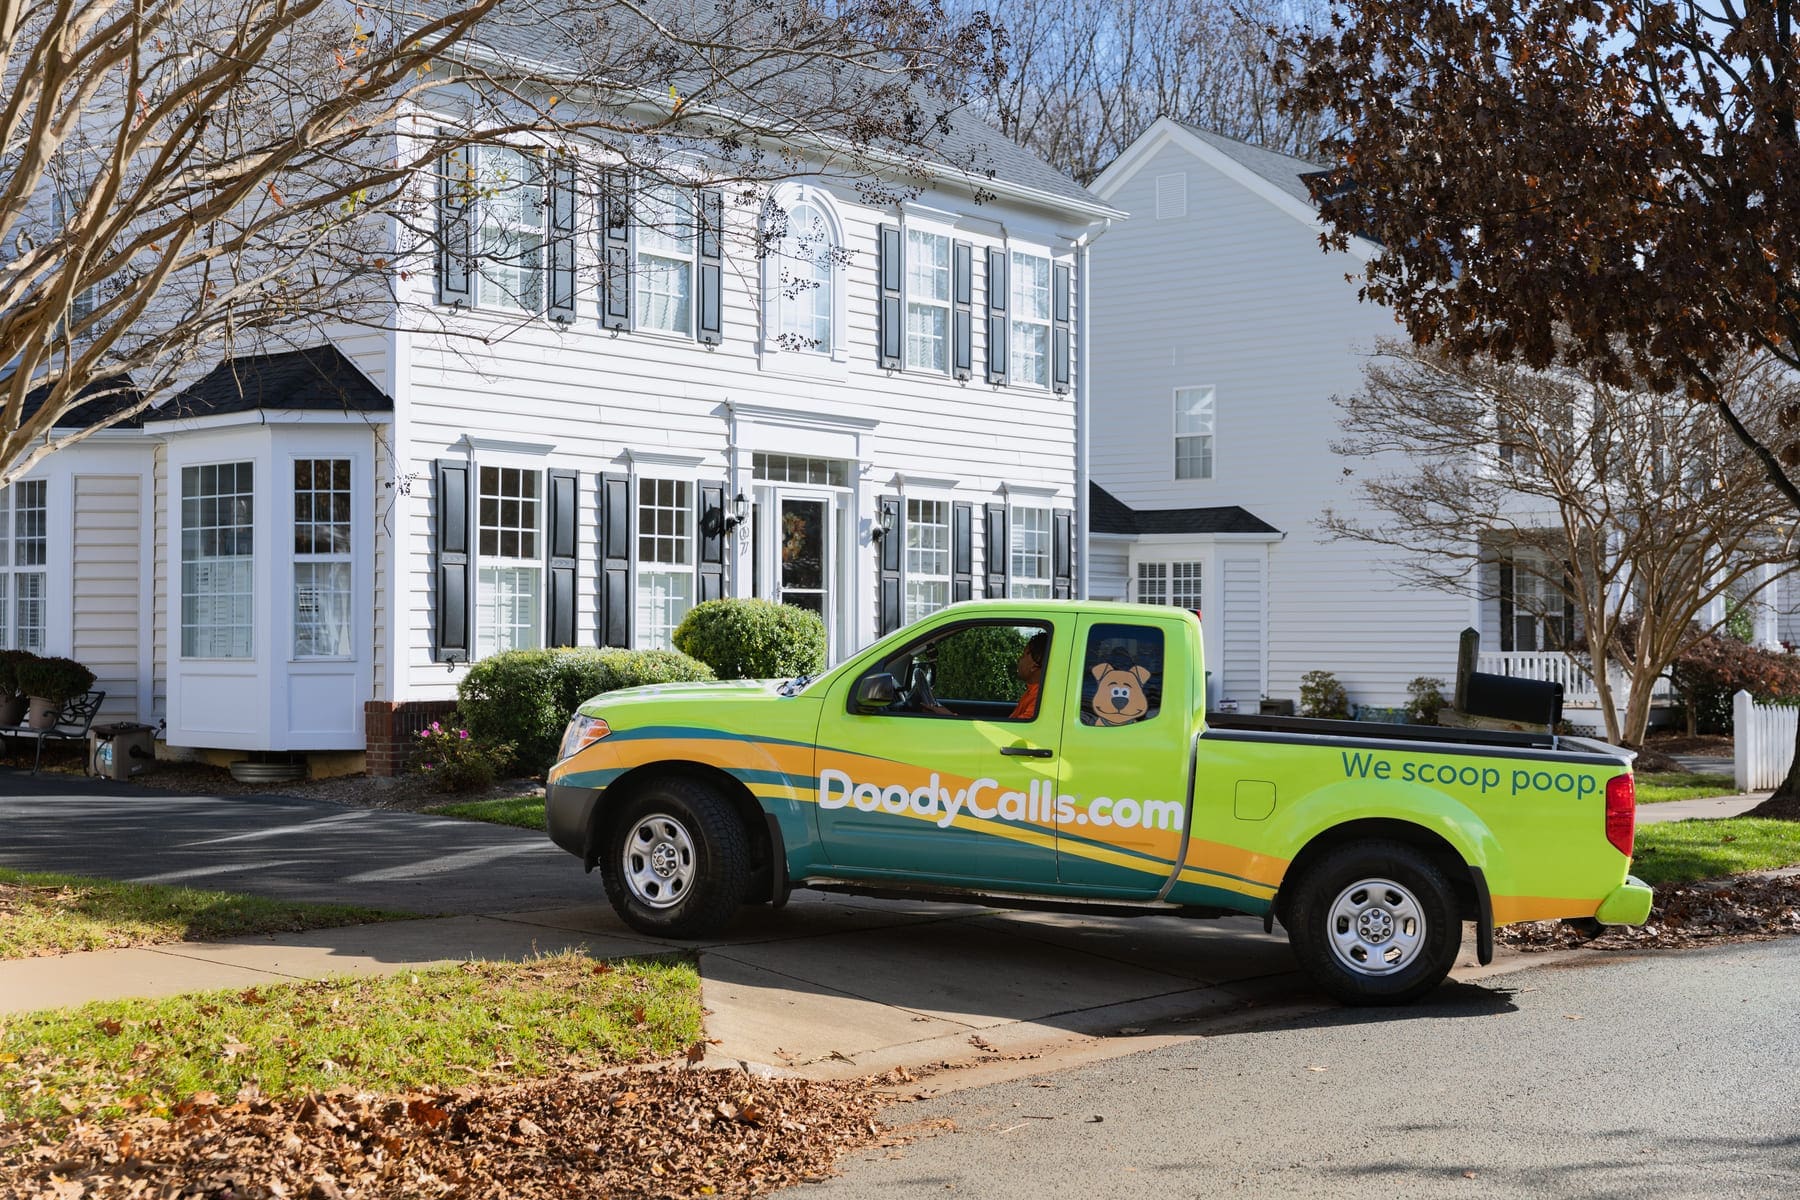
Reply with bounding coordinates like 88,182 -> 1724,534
920,701 -> 954,716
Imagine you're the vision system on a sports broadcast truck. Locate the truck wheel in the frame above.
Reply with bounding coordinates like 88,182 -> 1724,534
602,778 -> 750,938
1286,840 -> 1461,1006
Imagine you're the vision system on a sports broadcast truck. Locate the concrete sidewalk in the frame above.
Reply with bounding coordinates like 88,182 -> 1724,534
1638,792 -> 1770,822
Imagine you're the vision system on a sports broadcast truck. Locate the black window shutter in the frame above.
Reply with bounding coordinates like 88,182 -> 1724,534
547,155 -> 577,323
696,189 -> 724,345
952,241 -> 973,381
599,473 -> 633,647
437,145 -> 473,306
434,459 -> 470,661
545,469 -> 579,647
985,247 -> 1007,384
983,502 -> 1008,597
698,479 -> 728,603
1052,509 -> 1074,599
1498,560 -> 1515,653
601,169 -> 631,331
1052,262 -> 1072,394
878,494 -> 904,634
877,224 -> 902,368
952,502 -> 974,602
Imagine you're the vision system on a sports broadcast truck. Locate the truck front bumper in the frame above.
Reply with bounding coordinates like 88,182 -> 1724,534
1595,875 -> 1654,926
545,779 -> 604,864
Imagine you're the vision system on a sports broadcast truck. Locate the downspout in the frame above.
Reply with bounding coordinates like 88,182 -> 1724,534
1076,219 -> 1111,599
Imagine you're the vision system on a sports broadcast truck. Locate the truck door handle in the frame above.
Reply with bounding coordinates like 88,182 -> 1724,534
1000,746 -> 1053,758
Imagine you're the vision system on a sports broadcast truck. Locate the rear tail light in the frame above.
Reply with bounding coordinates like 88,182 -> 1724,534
1605,774 -> 1635,858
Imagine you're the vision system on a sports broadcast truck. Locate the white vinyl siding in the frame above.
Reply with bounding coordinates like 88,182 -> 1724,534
473,146 -> 545,313
636,186 -> 696,335
475,465 -> 542,658
1010,250 -> 1052,389
906,230 -> 951,372
636,477 -> 693,650
180,462 -> 255,658
905,498 -> 951,622
72,474 -> 143,723
1175,386 -> 1215,480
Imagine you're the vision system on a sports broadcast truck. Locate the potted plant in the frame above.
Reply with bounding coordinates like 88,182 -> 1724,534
15,656 -> 96,730
0,649 -> 36,726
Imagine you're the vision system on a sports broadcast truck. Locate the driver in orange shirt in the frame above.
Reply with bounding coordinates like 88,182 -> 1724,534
1009,631 -> 1049,720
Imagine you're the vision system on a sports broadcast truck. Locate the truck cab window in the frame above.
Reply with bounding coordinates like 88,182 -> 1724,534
853,620 -> 1051,721
1083,623 -> 1164,726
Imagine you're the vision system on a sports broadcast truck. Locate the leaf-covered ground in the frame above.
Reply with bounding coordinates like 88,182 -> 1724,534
0,1068 -> 884,1199
1498,873 -> 1800,952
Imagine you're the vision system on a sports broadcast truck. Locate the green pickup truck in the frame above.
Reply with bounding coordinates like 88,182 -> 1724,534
545,601 -> 1651,1004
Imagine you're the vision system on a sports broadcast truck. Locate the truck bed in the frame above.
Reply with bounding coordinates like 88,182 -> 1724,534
1203,711 -> 1562,751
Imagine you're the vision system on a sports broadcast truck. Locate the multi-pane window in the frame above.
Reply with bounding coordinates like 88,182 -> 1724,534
1010,505 -> 1052,599
905,230 -> 951,372
293,459 -> 352,658
476,466 -> 541,658
474,146 -> 545,312
905,499 -> 951,623
774,201 -> 833,352
1503,549 -> 1568,652
752,453 -> 848,487
1175,386 -> 1215,480
636,478 -> 694,651
181,463 -> 254,658
1010,250 -> 1052,388
0,481 -> 48,652
636,186 -> 695,334
1137,561 -> 1203,609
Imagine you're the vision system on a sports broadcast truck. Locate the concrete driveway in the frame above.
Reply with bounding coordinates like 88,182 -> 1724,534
0,772 -> 1449,1076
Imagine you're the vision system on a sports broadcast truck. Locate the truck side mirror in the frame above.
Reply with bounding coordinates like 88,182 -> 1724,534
854,673 -> 900,712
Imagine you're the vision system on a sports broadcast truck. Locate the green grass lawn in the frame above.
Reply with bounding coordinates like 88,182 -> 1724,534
0,868 -> 408,959
1632,817 -> 1800,885
1634,772 -> 1738,804
429,793 -> 547,830
0,952 -> 702,1123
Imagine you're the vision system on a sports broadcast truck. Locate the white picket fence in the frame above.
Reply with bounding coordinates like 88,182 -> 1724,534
1733,690 -> 1797,791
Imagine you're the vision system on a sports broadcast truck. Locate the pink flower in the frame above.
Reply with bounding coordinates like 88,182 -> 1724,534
458,729 -> 470,739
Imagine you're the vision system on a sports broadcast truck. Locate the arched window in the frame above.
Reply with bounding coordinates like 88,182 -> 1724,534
772,200 -> 833,352
762,186 -> 844,363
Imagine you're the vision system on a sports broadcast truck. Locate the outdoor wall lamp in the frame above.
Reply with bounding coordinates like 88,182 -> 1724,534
707,492 -> 748,537
869,508 -> 894,542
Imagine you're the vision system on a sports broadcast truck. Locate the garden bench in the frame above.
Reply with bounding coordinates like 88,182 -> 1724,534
2,690 -> 106,774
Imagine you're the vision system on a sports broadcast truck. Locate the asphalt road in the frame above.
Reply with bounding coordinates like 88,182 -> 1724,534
0,772 -> 600,913
805,940 -> 1800,1200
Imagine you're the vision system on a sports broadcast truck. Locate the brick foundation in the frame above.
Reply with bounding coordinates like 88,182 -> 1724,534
364,699 -> 459,778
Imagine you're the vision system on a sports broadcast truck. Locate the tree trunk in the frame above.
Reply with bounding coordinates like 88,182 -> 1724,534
1767,723 -> 1800,804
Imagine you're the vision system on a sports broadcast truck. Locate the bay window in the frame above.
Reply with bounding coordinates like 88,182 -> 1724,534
0,481 -> 48,652
293,459 -> 353,658
181,462 -> 255,658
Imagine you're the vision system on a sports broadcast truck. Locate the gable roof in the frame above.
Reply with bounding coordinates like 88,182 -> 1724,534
146,346 -> 391,423
1175,124 -> 1323,209
1089,482 -> 1280,537
19,376 -> 145,431
386,0 -> 1111,216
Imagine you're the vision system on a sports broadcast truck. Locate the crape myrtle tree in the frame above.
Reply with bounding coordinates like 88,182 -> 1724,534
1280,1 -> 1800,809
1327,340 -> 1800,747
0,0 -> 1001,486
950,0 -> 1334,183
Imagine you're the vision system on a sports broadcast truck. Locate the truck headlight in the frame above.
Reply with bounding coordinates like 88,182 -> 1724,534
558,714 -> 611,761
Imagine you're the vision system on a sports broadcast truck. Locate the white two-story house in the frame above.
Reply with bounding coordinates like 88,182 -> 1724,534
4,18 -> 1117,773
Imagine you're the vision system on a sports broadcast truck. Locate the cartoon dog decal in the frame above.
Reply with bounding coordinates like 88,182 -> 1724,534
1090,662 -> 1153,725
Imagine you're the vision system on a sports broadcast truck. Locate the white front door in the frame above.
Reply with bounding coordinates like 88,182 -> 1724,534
755,486 -> 849,660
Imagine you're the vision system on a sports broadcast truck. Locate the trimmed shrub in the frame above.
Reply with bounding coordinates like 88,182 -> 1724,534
0,649 -> 38,695
1298,670 -> 1350,719
458,646 -> 714,774
934,625 -> 1028,703
673,599 -> 826,680
15,656 -> 95,703
1406,676 -> 1448,725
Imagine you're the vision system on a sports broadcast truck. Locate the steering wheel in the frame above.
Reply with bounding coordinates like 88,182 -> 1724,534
906,661 -> 941,713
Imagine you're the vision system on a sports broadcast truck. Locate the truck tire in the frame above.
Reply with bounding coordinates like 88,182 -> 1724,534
602,777 -> 750,938
1285,840 -> 1462,1006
